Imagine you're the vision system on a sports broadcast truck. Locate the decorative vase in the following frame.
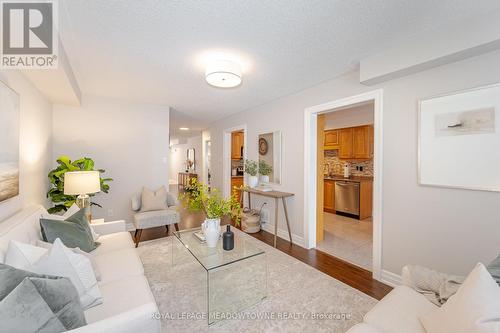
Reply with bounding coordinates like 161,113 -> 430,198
202,218 -> 221,248
248,175 -> 259,188
223,225 -> 234,251
260,175 -> 269,184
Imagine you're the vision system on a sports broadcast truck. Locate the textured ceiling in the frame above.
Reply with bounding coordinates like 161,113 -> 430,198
60,0 -> 500,125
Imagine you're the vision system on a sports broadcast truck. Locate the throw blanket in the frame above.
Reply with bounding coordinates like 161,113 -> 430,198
403,265 -> 465,306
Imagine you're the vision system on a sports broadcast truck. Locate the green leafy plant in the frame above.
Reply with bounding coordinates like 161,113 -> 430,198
47,156 -> 113,214
258,160 -> 273,176
180,179 -> 241,225
244,159 -> 258,176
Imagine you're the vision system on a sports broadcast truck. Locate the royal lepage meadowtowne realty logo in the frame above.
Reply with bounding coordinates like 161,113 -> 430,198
1,0 -> 58,68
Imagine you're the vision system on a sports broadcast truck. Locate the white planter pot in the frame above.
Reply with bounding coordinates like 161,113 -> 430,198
248,175 -> 259,188
260,175 -> 269,184
202,218 -> 221,248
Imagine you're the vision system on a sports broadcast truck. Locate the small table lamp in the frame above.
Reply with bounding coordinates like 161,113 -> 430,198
64,171 -> 101,220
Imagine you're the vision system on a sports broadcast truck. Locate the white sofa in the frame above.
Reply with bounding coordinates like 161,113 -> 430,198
0,205 -> 161,333
347,267 -> 438,333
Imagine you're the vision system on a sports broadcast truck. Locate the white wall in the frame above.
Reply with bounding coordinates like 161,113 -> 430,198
209,49 -> 500,277
324,103 -> 374,129
0,71 -> 53,221
53,95 -> 170,228
169,135 -> 202,183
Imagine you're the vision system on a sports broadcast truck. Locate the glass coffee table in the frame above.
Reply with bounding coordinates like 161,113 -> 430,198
173,226 -> 267,325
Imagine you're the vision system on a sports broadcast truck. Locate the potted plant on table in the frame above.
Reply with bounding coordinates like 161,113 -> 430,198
180,180 -> 241,248
244,159 -> 259,188
258,160 -> 273,184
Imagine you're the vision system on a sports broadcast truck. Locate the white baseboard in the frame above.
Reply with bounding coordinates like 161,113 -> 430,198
381,269 -> 402,287
261,223 -> 305,247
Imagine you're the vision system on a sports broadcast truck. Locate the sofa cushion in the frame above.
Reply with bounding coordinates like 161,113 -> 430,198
346,323 -> 383,333
40,208 -> 99,253
90,232 -> 134,256
364,285 -> 437,333
0,263 -> 86,332
32,239 -> 102,310
134,208 -> 180,229
94,248 -> 144,284
420,263 -> 500,333
84,275 -> 156,324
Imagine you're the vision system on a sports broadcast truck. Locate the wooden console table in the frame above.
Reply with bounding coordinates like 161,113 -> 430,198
178,172 -> 197,188
239,188 -> 294,247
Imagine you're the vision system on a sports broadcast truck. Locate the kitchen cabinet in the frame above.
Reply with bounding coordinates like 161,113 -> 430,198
326,125 -> 373,160
323,179 -> 335,213
231,177 -> 244,204
359,180 -> 373,220
339,128 -> 353,159
352,125 -> 372,159
231,132 -> 244,160
324,129 -> 339,148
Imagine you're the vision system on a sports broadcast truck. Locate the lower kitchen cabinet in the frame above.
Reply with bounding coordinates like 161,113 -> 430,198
323,179 -> 335,213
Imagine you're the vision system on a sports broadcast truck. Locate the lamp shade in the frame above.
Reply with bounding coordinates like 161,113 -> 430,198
64,171 -> 101,195
205,60 -> 242,88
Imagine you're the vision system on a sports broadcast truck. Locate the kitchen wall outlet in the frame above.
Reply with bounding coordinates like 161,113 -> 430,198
107,209 -> 114,217
260,208 -> 269,223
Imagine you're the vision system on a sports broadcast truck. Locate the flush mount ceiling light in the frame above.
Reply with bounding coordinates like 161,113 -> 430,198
205,60 -> 242,88
179,127 -> 189,131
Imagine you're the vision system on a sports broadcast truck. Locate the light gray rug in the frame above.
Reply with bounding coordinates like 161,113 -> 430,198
136,231 -> 377,333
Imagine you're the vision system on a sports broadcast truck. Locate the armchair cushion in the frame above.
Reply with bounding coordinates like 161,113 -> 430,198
133,208 -> 180,229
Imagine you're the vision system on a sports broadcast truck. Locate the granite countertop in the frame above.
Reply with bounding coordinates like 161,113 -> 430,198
324,175 -> 373,182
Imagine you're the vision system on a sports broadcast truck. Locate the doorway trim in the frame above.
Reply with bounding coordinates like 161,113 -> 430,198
303,89 -> 383,280
222,124 -> 247,198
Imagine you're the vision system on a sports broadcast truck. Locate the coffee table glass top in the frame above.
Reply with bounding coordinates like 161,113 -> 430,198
173,226 -> 265,271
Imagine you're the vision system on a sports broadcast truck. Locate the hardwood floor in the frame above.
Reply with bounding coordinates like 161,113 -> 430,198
132,186 -> 392,301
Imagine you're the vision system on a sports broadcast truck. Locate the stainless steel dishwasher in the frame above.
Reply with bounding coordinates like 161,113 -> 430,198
334,181 -> 360,216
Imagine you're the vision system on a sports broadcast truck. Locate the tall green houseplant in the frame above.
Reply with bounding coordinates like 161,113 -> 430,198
47,156 -> 113,214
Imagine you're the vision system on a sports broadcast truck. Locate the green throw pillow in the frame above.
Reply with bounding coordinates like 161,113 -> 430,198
487,254 -> 500,286
40,208 -> 99,252
0,263 -> 86,332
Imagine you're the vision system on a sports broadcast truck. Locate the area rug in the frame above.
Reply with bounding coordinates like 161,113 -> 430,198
136,230 -> 377,333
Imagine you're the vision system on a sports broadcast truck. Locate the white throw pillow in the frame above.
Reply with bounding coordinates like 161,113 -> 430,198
4,240 -> 47,270
420,263 -> 500,333
141,186 -> 168,212
32,238 -> 102,310
35,240 -> 102,282
41,204 -> 100,241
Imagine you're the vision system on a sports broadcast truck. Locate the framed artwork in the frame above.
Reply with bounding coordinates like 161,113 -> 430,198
0,81 -> 20,202
418,83 -> 500,191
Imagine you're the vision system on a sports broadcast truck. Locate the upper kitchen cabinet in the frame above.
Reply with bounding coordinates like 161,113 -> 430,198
231,131 -> 244,160
339,128 -> 353,159
324,125 -> 373,160
352,125 -> 373,159
324,129 -> 339,149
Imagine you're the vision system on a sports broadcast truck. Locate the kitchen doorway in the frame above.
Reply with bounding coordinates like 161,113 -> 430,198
222,125 -> 247,199
303,90 -> 383,280
316,102 -> 374,270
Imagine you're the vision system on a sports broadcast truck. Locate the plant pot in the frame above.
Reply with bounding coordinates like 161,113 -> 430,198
260,175 -> 269,184
248,175 -> 259,188
202,218 -> 221,248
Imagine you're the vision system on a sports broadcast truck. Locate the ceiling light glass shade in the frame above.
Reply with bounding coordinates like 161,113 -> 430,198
205,60 -> 242,88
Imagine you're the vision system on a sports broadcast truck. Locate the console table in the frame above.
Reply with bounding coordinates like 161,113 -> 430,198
178,172 -> 197,188
239,188 -> 294,247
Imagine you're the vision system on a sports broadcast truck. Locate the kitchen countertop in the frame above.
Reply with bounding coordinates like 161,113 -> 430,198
231,175 -> 244,178
324,175 -> 373,182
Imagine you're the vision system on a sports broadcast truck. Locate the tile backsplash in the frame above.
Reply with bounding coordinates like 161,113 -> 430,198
323,150 -> 373,177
